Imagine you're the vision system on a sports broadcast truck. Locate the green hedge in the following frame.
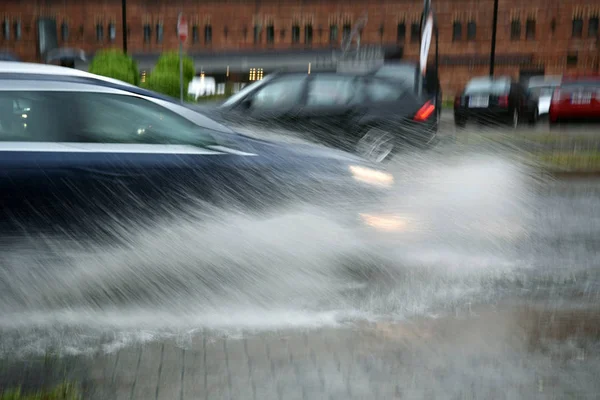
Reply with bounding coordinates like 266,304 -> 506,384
144,71 -> 182,99
144,52 -> 195,98
88,49 -> 139,86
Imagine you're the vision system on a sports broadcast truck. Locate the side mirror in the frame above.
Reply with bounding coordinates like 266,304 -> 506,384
240,97 -> 253,110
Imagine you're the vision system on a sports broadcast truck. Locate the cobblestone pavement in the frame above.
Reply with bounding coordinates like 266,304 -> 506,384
33,305 -> 592,399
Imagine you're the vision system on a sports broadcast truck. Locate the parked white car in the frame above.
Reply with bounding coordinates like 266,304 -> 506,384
526,75 -> 562,116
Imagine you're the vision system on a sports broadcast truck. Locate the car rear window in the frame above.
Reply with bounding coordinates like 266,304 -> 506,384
373,65 -> 416,86
465,79 -> 510,95
560,80 -> 600,92
528,86 -> 556,97
364,79 -> 410,102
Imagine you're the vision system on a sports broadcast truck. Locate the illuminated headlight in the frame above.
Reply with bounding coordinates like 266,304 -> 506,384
349,165 -> 394,187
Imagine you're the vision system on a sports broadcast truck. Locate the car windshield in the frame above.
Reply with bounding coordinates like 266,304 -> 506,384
221,75 -> 275,107
465,78 -> 510,95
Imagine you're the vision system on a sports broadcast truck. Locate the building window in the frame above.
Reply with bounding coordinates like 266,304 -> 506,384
192,25 -> 199,43
452,22 -> 462,41
525,19 -> 535,40
205,24 -> 212,44
242,26 -> 248,41
292,24 -> 300,43
108,22 -> 116,41
397,22 -> 406,42
266,24 -> 274,44
13,20 -> 21,40
467,21 -> 476,40
378,24 -> 384,40
342,24 -> 351,41
223,26 -> 228,39
510,19 -> 521,40
280,28 -> 285,39
249,68 -> 264,81
410,22 -> 420,43
2,18 -> 9,40
567,52 -> 578,67
96,23 -> 104,41
305,24 -> 313,45
572,18 -> 583,38
589,17 -> 599,37
61,21 -> 69,41
156,22 -> 163,43
143,24 -> 151,43
329,25 -> 338,43
253,25 -> 260,44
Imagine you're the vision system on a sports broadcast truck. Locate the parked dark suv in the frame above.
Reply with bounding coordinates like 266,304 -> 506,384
454,76 -> 538,128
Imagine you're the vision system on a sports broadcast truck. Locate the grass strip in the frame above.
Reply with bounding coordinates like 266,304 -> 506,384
0,383 -> 80,400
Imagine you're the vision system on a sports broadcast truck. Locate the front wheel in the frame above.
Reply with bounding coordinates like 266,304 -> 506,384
510,108 -> 519,129
454,115 -> 467,128
528,108 -> 539,126
355,127 -> 396,163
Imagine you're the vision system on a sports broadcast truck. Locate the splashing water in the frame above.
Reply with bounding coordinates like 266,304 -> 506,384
0,148 -> 544,356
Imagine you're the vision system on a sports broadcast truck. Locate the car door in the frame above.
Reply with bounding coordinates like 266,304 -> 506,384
361,78 -> 420,127
0,82 -> 86,233
294,74 -> 364,150
226,74 -> 308,133
64,89 -> 246,217
0,81 -> 247,235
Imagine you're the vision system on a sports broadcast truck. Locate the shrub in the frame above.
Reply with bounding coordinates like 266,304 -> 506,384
144,52 -> 195,98
88,49 -> 139,86
144,71 -> 181,99
153,51 -> 195,83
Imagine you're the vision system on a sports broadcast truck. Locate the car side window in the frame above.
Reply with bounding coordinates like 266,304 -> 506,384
366,80 -> 406,102
71,92 -> 216,146
250,76 -> 306,110
0,91 -> 70,142
306,76 -> 358,106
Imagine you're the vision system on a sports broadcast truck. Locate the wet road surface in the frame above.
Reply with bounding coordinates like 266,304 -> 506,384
1,123 -> 600,398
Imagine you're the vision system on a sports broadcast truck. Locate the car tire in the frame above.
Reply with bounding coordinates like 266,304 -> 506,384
528,108 -> 539,126
355,127 -> 396,163
510,108 -> 519,129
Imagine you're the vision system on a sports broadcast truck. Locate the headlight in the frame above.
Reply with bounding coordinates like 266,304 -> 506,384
349,165 -> 394,187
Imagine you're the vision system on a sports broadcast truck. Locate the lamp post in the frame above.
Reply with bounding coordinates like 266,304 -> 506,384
122,0 -> 127,53
489,0 -> 499,76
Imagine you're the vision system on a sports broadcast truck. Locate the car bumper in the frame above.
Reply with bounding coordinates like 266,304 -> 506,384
395,118 -> 438,148
455,107 -> 512,121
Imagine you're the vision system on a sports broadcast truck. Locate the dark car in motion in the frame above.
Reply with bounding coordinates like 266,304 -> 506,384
454,76 -> 538,128
0,62 -> 395,239
549,76 -> 600,125
213,66 -> 439,163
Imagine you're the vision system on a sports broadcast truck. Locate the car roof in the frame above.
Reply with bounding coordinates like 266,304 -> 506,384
0,61 -> 137,86
0,61 -> 177,103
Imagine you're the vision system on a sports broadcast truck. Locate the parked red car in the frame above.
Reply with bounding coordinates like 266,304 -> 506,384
549,76 -> 600,124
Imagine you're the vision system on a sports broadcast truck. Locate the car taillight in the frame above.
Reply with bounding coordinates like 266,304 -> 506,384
498,95 -> 509,107
414,101 -> 436,122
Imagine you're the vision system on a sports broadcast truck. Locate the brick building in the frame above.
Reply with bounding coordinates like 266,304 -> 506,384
1,0 -> 599,95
